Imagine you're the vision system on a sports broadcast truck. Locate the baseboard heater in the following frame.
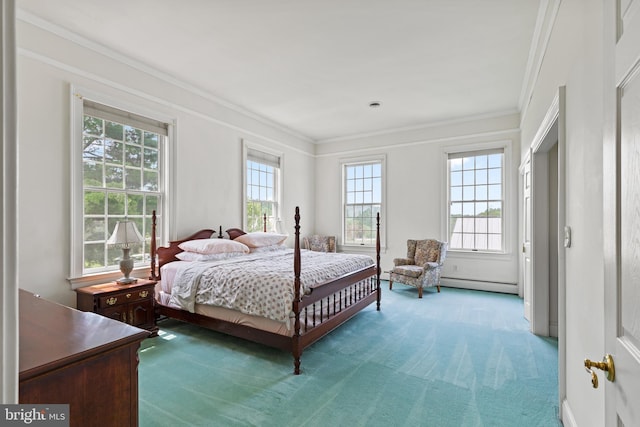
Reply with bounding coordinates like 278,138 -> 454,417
440,277 -> 518,294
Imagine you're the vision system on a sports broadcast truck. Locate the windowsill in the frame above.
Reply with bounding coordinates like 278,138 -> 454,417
68,265 -> 152,289
446,250 -> 514,260
338,244 -> 387,255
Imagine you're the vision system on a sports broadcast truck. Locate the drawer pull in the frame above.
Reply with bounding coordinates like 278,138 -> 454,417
139,290 -> 149,298
106,297 -> 117,306
126,293 -> 131,298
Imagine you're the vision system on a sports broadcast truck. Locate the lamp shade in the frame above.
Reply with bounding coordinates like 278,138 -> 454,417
107,220 -> 143,248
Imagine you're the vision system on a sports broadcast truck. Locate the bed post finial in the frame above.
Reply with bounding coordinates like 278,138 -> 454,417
149,210 -> 158,280
376,212 -> 381,311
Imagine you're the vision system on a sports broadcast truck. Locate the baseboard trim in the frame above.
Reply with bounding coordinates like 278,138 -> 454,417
561,398 -> 577,427
440,277 -> 518,294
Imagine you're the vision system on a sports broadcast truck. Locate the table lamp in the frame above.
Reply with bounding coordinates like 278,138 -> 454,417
107,220 -> 143,285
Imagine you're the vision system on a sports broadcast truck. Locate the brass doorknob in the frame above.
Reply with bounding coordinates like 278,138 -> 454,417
584,354 -> 615,388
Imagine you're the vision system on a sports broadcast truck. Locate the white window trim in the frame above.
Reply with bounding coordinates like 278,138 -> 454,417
69,85 -> 176,287
442,140 -> 513,255
241,139 -> 284,232
340,154 -> 387,251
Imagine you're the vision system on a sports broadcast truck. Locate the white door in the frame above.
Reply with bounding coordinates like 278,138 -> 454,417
522,156 -> 532,322
604,1 -> 640,424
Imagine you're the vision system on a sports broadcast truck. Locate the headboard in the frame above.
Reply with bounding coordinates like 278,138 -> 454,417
149,211 -> 268,280
149,211 -> 215,280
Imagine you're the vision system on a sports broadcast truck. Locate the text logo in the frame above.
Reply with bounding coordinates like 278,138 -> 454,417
0,405 -> 69,427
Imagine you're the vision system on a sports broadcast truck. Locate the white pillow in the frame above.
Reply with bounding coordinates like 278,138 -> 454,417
178,238 -> 250,255
175,251 -> 245,262
249,245 -> 289,254
234,232 -> 287,248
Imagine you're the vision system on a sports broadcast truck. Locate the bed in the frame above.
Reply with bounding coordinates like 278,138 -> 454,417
149,207 -> 381,374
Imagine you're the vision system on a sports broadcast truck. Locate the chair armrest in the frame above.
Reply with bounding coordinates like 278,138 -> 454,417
424,262 -> 441,270
393,258 -> 414,266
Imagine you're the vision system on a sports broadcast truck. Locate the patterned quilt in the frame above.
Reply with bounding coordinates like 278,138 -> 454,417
168,249 -> 374,324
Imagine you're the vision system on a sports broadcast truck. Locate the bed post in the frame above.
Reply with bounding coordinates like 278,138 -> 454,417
149,210 -> 158,281
376,212 -> 381,311
292,206 -> 302,374
263,213 -> 267,232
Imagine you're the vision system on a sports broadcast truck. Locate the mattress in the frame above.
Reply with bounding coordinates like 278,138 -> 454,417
157,261 -> 292,336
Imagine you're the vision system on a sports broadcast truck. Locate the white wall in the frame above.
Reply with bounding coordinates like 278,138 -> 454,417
314,113 -> 521,289
16,17 -> 314,306
520,0 -> 605,425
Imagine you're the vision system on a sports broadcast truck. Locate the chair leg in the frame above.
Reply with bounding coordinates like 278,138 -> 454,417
389,280 -> 393,290
418,287 -> 423,298
437,285 -> 441,292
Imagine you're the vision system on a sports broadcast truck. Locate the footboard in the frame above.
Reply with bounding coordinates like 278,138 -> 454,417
297,271 -> 378,347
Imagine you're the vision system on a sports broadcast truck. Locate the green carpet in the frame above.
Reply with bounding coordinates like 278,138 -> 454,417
138,283 -> 560,426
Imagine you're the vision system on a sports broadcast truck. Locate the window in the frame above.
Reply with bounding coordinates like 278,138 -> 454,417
342,159 -> 384,246
448,148 -> 504,251
244,145 -> 281,232
76,99 -> 168,276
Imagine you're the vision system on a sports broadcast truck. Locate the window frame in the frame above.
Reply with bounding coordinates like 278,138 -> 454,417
340,154 -> 386,250
69,86 -> 176,287
242,140 -> 283,232
443,141 -> 511,255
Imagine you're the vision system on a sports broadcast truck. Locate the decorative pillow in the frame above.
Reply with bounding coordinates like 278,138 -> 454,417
234,232 -> 287,248
178,238 -> 249,255
175,251 -> 246,262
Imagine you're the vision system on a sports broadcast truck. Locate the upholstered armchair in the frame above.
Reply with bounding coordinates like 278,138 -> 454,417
389,239 -> 447,298
303,235 -> 337,253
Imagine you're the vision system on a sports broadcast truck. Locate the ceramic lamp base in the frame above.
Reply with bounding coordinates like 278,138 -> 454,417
116,277 -> 138,285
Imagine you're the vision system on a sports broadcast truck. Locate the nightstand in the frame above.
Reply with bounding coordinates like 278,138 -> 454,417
76,279 -> 158,336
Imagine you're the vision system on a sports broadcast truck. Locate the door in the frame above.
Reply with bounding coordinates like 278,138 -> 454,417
522,156 -> 532,322
604,1 -> 640,424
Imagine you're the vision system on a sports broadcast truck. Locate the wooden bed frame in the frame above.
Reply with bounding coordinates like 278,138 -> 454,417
149,207 -> 381,374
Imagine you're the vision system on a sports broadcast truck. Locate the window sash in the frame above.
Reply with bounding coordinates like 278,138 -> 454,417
448,149 -> 504,252
245,147 -> 281,232
343,161 -> 383,246
82,103 -> 165,274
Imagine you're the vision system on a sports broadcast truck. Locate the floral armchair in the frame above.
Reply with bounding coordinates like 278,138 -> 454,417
303,235 -> 337,253
389,239 -> 447,298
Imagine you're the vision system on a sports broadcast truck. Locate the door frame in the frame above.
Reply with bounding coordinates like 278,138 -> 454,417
1,0 -> 19,403
522,87 -> 567,416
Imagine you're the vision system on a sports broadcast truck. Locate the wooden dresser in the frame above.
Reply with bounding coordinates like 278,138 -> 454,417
19,289 -> 149,427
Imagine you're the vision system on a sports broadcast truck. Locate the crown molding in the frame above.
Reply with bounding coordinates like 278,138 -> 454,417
315,128 -> 519,158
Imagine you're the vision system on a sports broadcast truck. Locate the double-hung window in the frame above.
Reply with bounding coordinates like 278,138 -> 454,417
447,148 -> 504,251
74,98 -> 168,279
244,144 -> 282,232
342,158 -> 384,246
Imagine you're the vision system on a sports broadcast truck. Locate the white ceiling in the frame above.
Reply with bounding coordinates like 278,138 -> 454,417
17,0 -> 543,142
